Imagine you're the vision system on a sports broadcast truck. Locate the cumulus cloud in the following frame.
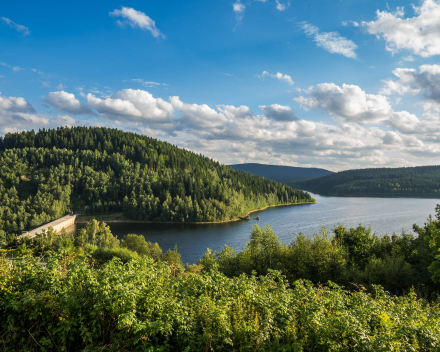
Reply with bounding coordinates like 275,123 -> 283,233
45,91 -> 94,115
0,94 -> 78,135
171,96 -> 228,131
0,96 -> 35,112
258,71 -> 294,85
5,85 -> 440,170
363,0 -> 440,57
86,89 -> 175,127
1,17 -> 29,35
300,22 -> 358,59
260,104 -> 298,121
110,7 -> 165,38
294,83 -> 392,123
380,65 -> 440,106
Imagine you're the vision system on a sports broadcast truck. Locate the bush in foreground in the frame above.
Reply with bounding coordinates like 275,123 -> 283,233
1,255 -> 440,351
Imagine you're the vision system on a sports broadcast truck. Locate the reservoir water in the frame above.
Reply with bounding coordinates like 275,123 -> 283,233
76,193 -> 440,264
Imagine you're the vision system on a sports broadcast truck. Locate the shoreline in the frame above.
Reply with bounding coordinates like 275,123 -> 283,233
75,201 -> 316,225
304,190 -> 440,200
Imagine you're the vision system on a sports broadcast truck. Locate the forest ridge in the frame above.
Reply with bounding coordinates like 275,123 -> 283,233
293,166 -> 440,198
229,163 -> 333,183
0,127 -> 313,235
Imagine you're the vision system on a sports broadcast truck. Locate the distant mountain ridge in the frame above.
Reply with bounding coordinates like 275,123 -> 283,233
293,165 -> 440,198
229,163 -> 333,184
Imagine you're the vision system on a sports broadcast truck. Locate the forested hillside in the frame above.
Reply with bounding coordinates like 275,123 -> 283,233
294,166 -> 440,198
0,127 -> 313,234
229,163 -> 333,183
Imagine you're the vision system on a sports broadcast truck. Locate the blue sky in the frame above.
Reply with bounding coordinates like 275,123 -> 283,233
1,0 -> 440,170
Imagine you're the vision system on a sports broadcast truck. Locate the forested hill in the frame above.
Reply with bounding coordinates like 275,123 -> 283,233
294,166 -> 440,198
0,127 -> 314,234
229,163 -> 333,183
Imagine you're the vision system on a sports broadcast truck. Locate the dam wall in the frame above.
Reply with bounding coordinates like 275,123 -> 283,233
19,214 -> 76,240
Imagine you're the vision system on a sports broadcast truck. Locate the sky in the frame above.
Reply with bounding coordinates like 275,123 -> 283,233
1,0 -> 440,171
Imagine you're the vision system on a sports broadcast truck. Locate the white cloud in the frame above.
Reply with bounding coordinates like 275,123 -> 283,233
109,7 -> 165,39
171,96 -> 227,130
258,71 -> 294,85
260,104 -> 298,121
300,22 -> 358,59
0,95 -> 75,135
294,83 -> 392,123
380,65 -> 440,103
56,84 -> 65,90
0,17 -> 29,35
86,89 -> 175,126
45,91 -> 94,115
403,55 -> 415,61
233,1 -> 246,23
87,93 -> 142,117
6,85 -> 440,169
343,21 -> 359,27
55,115 -> 76,127
276,0 -> 290,11
0,96 -> 35,112
363,0 -> 440,57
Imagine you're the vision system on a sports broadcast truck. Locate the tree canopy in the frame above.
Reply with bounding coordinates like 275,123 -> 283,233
0,127 -> 314,235
294,166 -> 440,198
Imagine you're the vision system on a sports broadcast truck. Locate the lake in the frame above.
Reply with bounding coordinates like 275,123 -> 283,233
75,193 -> 440,264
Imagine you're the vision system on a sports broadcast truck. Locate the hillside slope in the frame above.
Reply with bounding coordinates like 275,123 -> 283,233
0,127 -> 314,234
229,163 -> 333,184
294,166 -> 440,198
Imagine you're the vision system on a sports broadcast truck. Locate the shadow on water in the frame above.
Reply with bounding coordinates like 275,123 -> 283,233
74,193 -> 440,264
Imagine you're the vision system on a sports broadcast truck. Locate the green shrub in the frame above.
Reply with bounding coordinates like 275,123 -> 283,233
1,255 -> 440,351
92,246 -> 139,263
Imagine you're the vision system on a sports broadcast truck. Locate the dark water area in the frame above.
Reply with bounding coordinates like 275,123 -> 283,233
74,193 -> 440,264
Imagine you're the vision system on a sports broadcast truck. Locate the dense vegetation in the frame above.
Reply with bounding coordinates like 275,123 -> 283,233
0,127 -> 313,235
3,206 -> 440,351
294,166 -> 440,198
198,220 -> 440,298
230,163 -> 333,183
3,256 -> 440,352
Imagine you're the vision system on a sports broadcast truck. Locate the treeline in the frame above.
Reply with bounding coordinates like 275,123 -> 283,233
2,211 -> 440,351
198,221 -> 440,298
0,127 -> 313,235
293,165 -> 440,197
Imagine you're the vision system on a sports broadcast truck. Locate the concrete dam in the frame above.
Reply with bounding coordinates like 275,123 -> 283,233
19,214 -> 76,240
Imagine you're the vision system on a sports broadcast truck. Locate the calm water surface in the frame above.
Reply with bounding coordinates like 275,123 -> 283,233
76,193 -> 440,264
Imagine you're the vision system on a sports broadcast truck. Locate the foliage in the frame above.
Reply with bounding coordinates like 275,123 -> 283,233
2,207 -> 440,350
1,255 -> 440,351
121,233 -> 162,260
294,165 -> 440,197
199,220 -> 440,297
0,127 -> 314,235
